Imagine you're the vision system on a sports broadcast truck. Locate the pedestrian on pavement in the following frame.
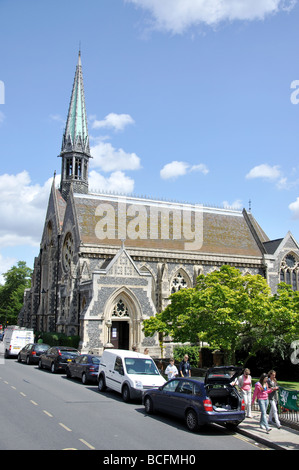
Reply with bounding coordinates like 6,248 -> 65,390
251,372 -> 274,433
267,370 -> 281,429
179,354 -> 191,377
165,358 -> 178,380
238,368 -> 252,418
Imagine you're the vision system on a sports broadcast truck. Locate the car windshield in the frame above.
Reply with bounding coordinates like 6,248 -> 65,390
124,358 -> 160,375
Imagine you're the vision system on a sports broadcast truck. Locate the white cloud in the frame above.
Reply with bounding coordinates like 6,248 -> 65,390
92,113 -> 135,132
125,0 -> 296,33
89,170 -> 134,194
0,171 -> 52,249
246,164 -> 281,181
90,141 -> 141,172
160,160 -> 209,180
223,199 -> 243,210
0,253 -> 17,284
289,197 -> 299,219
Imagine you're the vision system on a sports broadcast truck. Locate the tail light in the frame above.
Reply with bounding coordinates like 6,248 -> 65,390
203,399 -> 213,411
241,399 -> 245,411
31,351 -> 36,356
88,366 -> 95,371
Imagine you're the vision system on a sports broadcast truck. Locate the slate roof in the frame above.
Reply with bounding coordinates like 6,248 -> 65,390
72,193 -> 265,257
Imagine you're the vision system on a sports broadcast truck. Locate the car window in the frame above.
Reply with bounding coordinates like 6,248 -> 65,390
81,356 -> 88,364
124,358 -> 160,375
163,380 -> 180,392
91,356 -> 101,364
177,380 -> 193,395
35,344 -> 49,352
194,383 -> 202,396
114,356 -> 124,374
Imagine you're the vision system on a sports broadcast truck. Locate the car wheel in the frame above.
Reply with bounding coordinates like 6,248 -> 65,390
185,409 -> 198,432
98,375 -> 106,392
122,384 -> 131,403
144,396 -> 154,414
26,356 -> 31,365
51,362 -> 56,374
82,373 -> 88,385
38,359 -> 43,369
17,354 -> 22,363
66,367 -> 71,378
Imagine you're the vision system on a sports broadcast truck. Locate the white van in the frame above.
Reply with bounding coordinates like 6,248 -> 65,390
97,349 -> 166,402
3,326 -> 34,358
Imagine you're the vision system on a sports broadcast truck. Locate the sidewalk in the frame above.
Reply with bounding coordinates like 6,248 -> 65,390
237,410 -> 299,450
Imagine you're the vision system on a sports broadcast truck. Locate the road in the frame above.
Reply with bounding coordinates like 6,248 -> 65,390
0,342 -> 261,452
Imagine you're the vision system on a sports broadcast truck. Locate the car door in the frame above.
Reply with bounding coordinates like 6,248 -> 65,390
170,380 -> 194,418
71,356 -> 82,378
155,379 -> 181,414
44,347 -> 55,369
22,343 -> 31,361
78,355 -> 88,378
112,356 -> 125,393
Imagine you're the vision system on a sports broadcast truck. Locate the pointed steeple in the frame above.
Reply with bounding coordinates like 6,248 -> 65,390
59,51 -> 91,200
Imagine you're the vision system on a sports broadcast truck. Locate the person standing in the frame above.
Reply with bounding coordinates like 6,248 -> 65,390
267,370 -> 281,429
252,372 -> 276,433
238,368 -> 252,418
179,354 -> 191,377
165,358 -> 178,380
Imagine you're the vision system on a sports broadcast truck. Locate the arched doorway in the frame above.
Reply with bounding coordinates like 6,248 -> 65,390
105,290 -> 141,350
111,299 -> 130,349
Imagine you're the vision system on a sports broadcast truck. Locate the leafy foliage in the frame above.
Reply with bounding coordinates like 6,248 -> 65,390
0,261 -> 32,326
143,266 -> 299,364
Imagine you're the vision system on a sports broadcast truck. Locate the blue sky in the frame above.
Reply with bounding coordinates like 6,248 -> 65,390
1,0 -> 299,280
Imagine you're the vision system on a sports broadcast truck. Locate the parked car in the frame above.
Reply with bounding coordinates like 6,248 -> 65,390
38,346 -> 80,373
66,354 -> 101,384
18,343 -> 50,364
143,366 -> 245,432
97,349 -> 166,402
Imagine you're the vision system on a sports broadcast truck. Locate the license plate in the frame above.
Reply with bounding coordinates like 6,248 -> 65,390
67,359 -> 72,362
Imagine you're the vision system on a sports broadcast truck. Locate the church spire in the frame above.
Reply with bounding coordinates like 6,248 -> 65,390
59,51 -> 91,200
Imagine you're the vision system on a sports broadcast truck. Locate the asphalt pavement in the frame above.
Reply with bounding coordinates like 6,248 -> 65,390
1,340 -> 299,450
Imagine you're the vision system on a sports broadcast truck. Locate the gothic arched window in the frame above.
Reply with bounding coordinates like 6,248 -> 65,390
112,299 -> 129,318
171,271 -> 188,294
280,254 -> 299,291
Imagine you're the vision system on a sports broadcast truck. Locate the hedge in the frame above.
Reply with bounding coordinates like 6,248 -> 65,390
35,332 -> 80,349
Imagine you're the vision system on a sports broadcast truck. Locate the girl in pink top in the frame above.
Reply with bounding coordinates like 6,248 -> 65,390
252,373 -> 278,433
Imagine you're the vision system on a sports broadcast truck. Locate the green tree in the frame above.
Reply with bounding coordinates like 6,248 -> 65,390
0,261 -> 32,326
143,265 -> 282,364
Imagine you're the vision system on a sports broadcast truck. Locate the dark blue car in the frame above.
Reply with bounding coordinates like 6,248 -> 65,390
143,366 -> 245,432
66,354 -> 101,384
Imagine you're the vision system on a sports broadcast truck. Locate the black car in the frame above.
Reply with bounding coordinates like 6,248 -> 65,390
38,346 -> 80,373
143,366 -> 245,432
18,343 -> 50,364
66,354 -> 101,384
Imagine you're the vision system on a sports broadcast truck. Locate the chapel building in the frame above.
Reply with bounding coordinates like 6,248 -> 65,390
19,53 -> 299,356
